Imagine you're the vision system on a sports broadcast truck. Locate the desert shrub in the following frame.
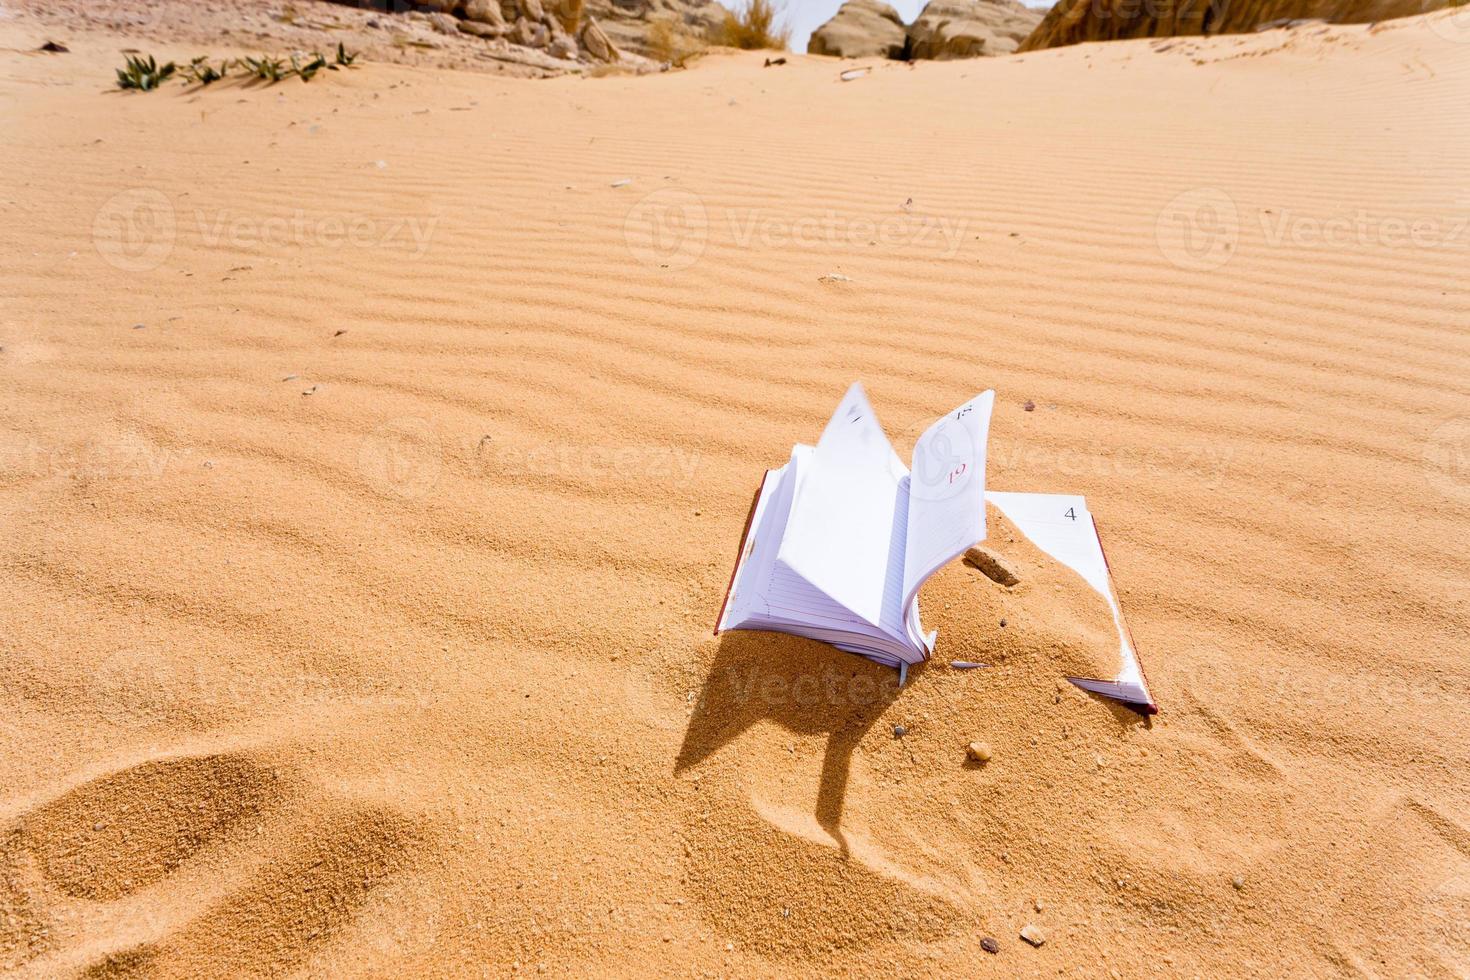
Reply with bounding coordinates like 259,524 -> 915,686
715,0 -> 791,51
650,16 -> 710,65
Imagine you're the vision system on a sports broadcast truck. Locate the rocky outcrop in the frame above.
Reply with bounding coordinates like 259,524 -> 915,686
352,0 -> 729,65
808,0 -> 908,58
809,0 -> 1042,59
1019,0 -> 1457,50
576,0 -> 731,60
907,0 -> 1041,57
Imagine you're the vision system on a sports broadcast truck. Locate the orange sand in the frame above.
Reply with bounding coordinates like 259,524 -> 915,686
2,9 -> 1469,977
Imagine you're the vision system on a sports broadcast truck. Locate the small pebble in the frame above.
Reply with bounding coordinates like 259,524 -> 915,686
893,725 -> 907,738
611,178 -> 632,188
999,617 -> 1007,627
1232,875 -> 1245,890
963,545 -> 1020,587
967,741 -> 993,763
1033,897 -> 1045,911
1022,400 -> 1036,412
131,323 -> 145,330
980,937 -> 999,954
1020,923 -> 1046,947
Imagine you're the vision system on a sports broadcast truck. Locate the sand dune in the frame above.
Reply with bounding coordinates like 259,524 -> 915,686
2,8 -> 1469,977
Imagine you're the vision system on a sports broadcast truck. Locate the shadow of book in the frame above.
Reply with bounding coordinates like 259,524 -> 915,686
675,630 -> 900,854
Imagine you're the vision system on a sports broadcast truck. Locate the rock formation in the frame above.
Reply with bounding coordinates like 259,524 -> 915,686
1018,0 -> 1458,50
807,0 -> 908,58
907,0 -> 1041,57
809,0 -> 1042,59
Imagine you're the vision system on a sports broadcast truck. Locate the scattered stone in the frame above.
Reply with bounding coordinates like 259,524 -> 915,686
333,329 -> 347,337
581,17 -> 620,62
950,660 -> 989,669
465,0 -> 506,25
611,178 -> 633,188
981,936 -> 1000,954
1022,399 -> 1036,411
764,56 -> 787,66
281,374 -> 299,382
1033,896 -> 1045,911
967,741 -> 993,762
901,197 -> 914,211
427,11 -> 460,35
963,545 -> 1020,587
999,617 -> 1007,627
460,19 -> 507,38
893,725 -> 907,738
302,385 -> 318,396
1020,923 -> 1046,947
840,67 -> 871,81
819,272 -> 853,283
1232,875 -> 1245,890
39,40 -> 69,53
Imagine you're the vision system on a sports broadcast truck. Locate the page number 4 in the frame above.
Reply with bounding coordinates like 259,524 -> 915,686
1064,507 -> 1077,521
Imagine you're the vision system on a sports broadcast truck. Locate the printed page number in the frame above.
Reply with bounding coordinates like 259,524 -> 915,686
1064,507 -> 1077,522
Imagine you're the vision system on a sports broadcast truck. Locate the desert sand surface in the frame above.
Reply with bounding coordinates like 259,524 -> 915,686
2,7 -> 1469,977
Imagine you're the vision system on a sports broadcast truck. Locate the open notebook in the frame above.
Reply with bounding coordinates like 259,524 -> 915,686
715,382 -> 1157,713
715,382 -> 996,673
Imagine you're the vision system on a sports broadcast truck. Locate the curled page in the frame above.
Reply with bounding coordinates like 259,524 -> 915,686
901,391 -> 996,621
775,383 -> 908,629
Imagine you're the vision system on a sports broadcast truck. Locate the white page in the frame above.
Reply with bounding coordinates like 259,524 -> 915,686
776,383 -> 907,628
901,390 -> 995,612
985,491 -> 1153,705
